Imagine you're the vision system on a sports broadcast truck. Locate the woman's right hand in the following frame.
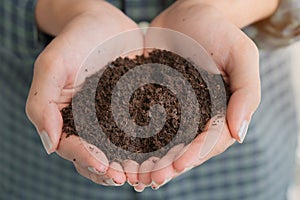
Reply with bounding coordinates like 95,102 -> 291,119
26,0 -> 141,186
139,0 -> 265,190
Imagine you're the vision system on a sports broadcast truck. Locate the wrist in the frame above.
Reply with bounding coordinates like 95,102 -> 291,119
35,0 -> 107,36
178,0 -> 280,28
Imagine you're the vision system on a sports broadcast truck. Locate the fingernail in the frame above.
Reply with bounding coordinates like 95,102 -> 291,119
40,131 -> 53,154
151,180 -> 157,187
128,181 -> 139,187
176,166 -> 192,175
104,178 -> 123,186
151,185 -> 158,190
90,173 -> 98,183
181,166 -> 193,174
238,120 -> 249,143
87,167 -> 105,175
232,138 -> 237,144
134,187 -> 145,192
151,177 -> 172,190
160,177 -> 172,187
143,182 -> 152,187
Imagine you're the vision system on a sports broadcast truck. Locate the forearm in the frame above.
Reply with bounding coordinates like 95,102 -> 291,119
35,0 -> 106,35
179,0 -> 280,28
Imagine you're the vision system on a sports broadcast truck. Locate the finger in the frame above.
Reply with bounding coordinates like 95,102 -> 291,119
151,143 -> 184,188
134,182 -> 147,193
105,162 -> 127,186
226,37 -> 261,143
173,120 -> 235,173
74,163 -> 99,183
26,51 -> 69,154
122,160 -> 139,186
138,156 -> 159,186
197,115 -> 227,159
56,133 -> 109,174
74,163 -> 122,186
74,163 -> 107,185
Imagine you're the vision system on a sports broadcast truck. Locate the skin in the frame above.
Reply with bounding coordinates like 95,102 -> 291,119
26,0 -> 139,186
26,0 -> 279,190
137,0 -> 279,191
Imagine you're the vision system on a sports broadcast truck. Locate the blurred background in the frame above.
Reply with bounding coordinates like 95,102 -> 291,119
288,42 -> 300,200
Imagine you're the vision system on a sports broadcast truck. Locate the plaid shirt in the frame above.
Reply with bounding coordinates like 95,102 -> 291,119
0,0 -> 299,200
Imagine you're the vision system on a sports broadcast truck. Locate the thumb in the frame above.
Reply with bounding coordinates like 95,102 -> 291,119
26,51 -> 69,154
226,38 -> 261,143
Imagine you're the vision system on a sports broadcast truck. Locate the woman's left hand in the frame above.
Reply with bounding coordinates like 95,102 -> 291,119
136,0 -> 261,191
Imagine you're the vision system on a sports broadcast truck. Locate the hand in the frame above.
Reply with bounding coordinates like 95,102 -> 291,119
26,0 -> 141,186
135,0 -> 262,190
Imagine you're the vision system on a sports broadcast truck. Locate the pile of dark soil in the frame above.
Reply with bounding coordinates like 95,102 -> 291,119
61,49 -> 230,163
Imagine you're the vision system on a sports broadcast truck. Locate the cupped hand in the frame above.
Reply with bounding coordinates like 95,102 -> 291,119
136,0 -> 261,190
26,1 -> 141,186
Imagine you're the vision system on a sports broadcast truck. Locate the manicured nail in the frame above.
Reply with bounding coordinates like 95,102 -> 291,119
151,185 -> 158,190
150,180 -> 157,188
176,166 -> 192,176
134,187 -> 145,192
104,178 -> 123,186
128,181 -> 139,187
151,177 -> 172,190
89,173 -> 98,183
160,177 -> 172,187
182,166 -> 193,174
40,131 -> 53,154
143,182 -> 152,187
238,120 -> 249,143
231,138 -> 237,144
87,167 -> 105,175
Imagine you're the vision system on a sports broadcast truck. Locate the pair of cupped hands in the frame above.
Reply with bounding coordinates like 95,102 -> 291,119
26,0 -> 260,192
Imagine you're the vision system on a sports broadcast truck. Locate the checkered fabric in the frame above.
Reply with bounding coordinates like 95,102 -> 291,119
0,0 -> 299,200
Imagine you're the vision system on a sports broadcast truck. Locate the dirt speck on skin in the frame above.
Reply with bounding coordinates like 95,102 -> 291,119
61,49 -> 231,164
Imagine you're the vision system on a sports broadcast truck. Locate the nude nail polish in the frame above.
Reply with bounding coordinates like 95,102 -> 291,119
151,177 -> 172,190
40,131 -> 52,154
128,181 -> 139,187
87,167 -> 105,175
134,187 -> 145,193
103,178 -> 123,186
238,120 -> 249,143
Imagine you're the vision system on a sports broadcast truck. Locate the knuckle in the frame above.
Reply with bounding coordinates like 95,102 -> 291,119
34,50 -> 64,72
234,34 -> 259,60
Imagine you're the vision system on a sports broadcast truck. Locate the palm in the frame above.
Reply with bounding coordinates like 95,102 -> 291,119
27,4 -> 140,185
141,2 -> 260,189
